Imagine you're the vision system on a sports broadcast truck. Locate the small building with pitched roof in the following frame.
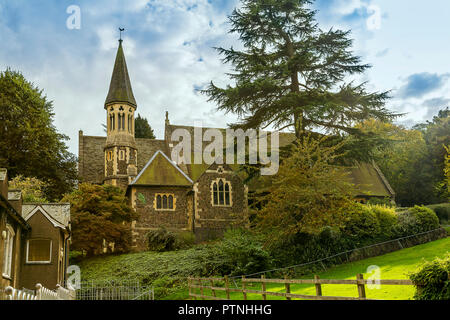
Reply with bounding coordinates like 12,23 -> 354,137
0,169 -> 70,292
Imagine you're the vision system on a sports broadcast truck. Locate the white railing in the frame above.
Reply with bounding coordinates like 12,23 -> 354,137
4,286 -> 37,300
4,283 -> 75,300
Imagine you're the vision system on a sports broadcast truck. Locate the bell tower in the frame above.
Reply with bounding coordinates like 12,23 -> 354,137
104,36 -> 138,188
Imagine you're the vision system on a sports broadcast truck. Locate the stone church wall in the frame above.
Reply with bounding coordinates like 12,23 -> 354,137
130,185 -> 193,250
194,164 -> 248,241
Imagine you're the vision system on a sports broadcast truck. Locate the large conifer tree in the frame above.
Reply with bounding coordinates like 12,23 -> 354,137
203,0 -> 397,139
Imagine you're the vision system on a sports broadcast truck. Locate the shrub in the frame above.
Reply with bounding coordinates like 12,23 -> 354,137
147,228 -> 176,252
215,228 -> 272,276
397,206 -> 440,236
174,231 -> 196,249
368,205 -> 398,238
69,250 -> 85,264
427,203 -> 450,224
341,203 -> 381,243
410,253 -> 450,300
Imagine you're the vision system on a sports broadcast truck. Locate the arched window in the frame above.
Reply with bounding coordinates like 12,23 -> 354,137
212,179 -> 232,206
110,114 -> 115,131
162,195 -> 168,208
225,183 -> 230,206
218,180 -> 224,205
168,195 -> 173,209
155,194 -> 175,210
156,195 -> 162,209
213,182 -> 218,205
121,113 -> 125,130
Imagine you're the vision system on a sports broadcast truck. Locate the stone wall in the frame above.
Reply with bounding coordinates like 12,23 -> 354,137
194,164 -> 247,241
78,131 -> 168,185
130,185 -> 193,250
78,132 -> 106,184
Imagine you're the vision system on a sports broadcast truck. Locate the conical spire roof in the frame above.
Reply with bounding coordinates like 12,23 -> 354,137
104,40 -> 137,108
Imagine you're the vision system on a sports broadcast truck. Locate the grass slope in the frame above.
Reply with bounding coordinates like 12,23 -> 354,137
220,237 -> 450,300
78,237 -> 449,300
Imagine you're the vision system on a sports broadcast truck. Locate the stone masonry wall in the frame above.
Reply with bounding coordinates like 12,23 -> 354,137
194,163 -> 247,241
131,185 -> 193,250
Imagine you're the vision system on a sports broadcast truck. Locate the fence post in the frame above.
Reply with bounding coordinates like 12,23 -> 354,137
200,279 -> 204,300
242,276 -> 247,300
35,283 -> 42,300
5,286 -> 13,300
356,274 -> 366,299
261,275 -> 267,301
284,276 -> 291,300
314,275 -> 322,297
224,276 -> 230,300
210,279 -> 216,298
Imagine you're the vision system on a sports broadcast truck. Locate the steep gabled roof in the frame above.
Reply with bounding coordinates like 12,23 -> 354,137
22,204 -> 71,230
104,40 -> 137,108
130,150 -> 193,186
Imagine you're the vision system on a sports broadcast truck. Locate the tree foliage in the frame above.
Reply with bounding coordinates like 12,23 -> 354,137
356,108 -> 449,206
356,118 -> 430,206
203,0 -> 397,142
443,145 -> 450,200
256,135 -> 356,245
135,114 -> 156,139
9,175 -> 49,203
414,108 -> 450,202
0,69 -> 77,201
62,183 -> 138,257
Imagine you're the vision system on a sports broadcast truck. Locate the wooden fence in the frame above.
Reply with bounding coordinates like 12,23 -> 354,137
188,275 -> 413,300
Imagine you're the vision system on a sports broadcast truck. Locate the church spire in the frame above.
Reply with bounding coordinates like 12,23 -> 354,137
105,38 -> 137,108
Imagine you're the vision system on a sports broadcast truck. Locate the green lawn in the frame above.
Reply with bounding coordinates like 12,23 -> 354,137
194,237 -> 450,300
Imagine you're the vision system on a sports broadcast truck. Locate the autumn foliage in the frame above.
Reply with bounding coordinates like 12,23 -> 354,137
62,183 -> 138,256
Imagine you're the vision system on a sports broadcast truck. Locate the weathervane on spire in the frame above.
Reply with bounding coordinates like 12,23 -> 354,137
119,27 -> 125,41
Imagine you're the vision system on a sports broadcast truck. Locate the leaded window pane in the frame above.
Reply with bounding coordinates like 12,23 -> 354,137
168,195 -> 173,209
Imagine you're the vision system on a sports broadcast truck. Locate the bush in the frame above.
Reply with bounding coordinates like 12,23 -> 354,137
69,250 -> 85,264
410,253 -> 450,300
147,228 -> 176,252
368,205 -> 398,238
396,206 -> 440,236
215,228 -> 272,276
174,231 -> 196,249
341,203 -> 381,243
427,203 -> 450,224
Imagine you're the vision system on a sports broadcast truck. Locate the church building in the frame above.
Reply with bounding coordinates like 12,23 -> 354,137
78,39 -> 395,251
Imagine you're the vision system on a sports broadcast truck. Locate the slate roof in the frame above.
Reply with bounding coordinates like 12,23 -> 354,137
104,40 -> 137,107
130,150 -> 193,186
22,203 -> 71,229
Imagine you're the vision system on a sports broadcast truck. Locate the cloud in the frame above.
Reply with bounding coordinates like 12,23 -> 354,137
316,0 -> 383,32
375,48 -> 389,58
397,72 -> 450,99
422,97 -> 450,120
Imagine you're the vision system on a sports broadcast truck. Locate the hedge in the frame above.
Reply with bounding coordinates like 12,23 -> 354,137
427,203 -> 450,224
410,253 -> 450,300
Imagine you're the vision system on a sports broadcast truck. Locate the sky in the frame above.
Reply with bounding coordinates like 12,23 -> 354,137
1,0 -> 449,155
